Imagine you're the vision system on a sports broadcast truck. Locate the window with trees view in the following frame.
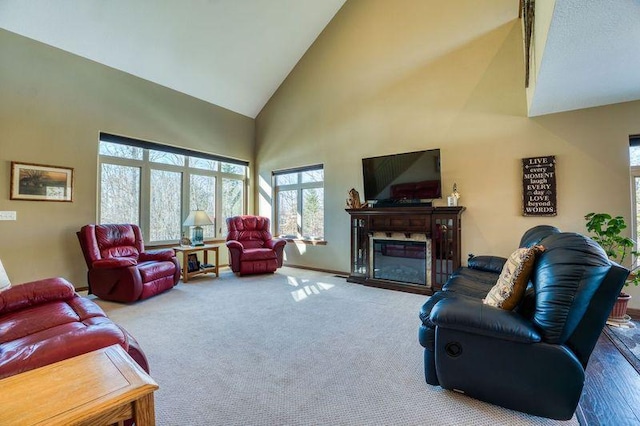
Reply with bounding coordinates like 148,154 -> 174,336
273,165 -> 324,240
98,133 -> 247,244
630,136 -> 640,247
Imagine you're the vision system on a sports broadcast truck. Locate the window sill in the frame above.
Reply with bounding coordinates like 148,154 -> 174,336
283,238 -> 327,246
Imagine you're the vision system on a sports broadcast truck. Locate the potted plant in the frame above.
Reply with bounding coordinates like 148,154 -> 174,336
585,212 -> 640,321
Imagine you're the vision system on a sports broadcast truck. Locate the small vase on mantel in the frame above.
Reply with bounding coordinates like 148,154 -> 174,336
447,183 -> 460,207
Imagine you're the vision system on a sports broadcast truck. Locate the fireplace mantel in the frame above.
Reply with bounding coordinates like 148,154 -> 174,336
345,206 -> 465,295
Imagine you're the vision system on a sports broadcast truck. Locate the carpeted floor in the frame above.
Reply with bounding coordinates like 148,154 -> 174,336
605,321 -> 640,375
92,267 -> 577,426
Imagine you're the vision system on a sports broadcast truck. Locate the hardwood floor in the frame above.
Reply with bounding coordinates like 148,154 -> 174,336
577,331 -> 640,425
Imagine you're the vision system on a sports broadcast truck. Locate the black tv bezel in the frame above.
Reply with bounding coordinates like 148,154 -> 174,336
361,148 -> 442,205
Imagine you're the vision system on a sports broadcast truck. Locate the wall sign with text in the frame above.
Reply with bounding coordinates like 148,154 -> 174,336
522,155 -> 556,216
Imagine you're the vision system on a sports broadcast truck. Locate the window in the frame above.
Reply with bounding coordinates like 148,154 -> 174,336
630,136 -> 640,246
98,133 -> 248,244
150,169 -> 182,241
99,163 -> 140,224
190,174 -> 216,239
273,165 -> 324,240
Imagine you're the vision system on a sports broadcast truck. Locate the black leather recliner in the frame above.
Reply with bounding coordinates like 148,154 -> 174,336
418,225 -> 628,420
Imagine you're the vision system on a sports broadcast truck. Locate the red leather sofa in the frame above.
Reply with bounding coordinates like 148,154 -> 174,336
226,216 -> 286,275
0,276 -> 148,380
77,224 -> 180,303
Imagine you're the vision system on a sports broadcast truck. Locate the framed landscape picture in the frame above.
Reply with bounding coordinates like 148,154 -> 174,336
10,161 -> 74,202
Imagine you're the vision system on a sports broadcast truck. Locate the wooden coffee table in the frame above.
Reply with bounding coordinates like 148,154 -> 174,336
0,344 -> 159,425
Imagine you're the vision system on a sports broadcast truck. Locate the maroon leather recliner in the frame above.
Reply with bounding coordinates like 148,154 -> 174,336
226,216 -> 286,275
77,224 -> 180,303
0,276 -> 149,380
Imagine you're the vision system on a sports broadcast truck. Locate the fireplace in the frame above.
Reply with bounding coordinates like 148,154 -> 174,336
369,232 -> 432,288
346,206 -> 464,295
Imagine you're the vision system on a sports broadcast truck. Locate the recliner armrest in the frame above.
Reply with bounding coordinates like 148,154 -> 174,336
226,240 -> 244,251
92,258 -> 137,269
467,255 -> 507,273
430,298 -> 541,343
265,238 -> 286,250
139,249 -> 175,262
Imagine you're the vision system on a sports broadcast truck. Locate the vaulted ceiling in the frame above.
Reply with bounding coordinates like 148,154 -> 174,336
1,0 -> 638,118
528,0 -> 640,116
0,0 -> 346,118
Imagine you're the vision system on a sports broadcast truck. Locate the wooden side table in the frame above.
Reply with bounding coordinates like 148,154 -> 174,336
173,244 -> 220,282
0,344 -> 158,426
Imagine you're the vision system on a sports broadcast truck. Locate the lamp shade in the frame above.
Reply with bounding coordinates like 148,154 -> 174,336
183,210 -> 213,227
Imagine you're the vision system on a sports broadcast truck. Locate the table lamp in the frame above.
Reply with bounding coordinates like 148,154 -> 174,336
183,210 -> 213,246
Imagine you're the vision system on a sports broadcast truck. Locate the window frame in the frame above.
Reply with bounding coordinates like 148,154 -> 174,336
629,135 -> 640,262
273,164 -> 325,242
98,133 -> 248,245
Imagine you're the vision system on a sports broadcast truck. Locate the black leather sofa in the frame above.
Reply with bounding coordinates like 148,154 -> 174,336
418,225 -> 628,420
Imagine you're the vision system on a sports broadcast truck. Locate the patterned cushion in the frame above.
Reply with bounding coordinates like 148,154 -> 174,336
483,245 -> 544,310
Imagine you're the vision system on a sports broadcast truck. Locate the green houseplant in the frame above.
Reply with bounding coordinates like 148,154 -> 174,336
585,212 -> 640,321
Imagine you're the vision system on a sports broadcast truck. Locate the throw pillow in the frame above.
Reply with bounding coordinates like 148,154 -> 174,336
0,259 -> 12,292
483,245 -> 544,310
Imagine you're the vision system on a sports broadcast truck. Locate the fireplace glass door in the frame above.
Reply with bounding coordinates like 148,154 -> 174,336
372,239 -> 427,285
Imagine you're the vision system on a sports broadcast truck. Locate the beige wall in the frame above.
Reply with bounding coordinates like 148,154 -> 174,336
0,29 -> 254,287
255,0 -> 640,307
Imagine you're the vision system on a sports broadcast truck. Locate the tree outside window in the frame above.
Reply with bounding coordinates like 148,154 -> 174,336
274,165 -> 324,240
98,135 -> 247,244
100,163 -> 140,224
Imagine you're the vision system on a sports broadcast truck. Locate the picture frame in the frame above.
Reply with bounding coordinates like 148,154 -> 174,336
10,161 -> 74,202
187,253 -> 200,273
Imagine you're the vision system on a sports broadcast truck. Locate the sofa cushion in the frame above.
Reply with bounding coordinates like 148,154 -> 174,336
226,216 -> 273,244
484,245 -> 544,310
241,248 -> 278,261
467,255 -> 507,274
95,224 -> 139,255
0,292 -> 130,380
138,260 -> 177,282
442,268 -> 499,298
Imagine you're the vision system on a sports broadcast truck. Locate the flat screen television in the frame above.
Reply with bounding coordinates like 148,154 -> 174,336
362,149 -> 442,206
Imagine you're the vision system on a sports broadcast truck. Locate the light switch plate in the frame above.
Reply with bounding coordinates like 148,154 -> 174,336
0,211 -> 17,221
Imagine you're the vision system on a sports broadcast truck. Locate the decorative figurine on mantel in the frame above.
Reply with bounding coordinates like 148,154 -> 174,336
448,183 -> 460,207
346,188 -> 368,209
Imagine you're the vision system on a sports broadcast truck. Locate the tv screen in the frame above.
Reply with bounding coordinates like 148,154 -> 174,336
362,149 -> 442,204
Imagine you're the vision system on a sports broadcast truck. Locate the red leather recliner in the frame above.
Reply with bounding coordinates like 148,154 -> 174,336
226,216 -> 286,275
77,224 -> 180,303
0,276 -> 149,380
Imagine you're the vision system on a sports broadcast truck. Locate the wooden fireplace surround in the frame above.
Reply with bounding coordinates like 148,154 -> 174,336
345,206 -> 465,295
